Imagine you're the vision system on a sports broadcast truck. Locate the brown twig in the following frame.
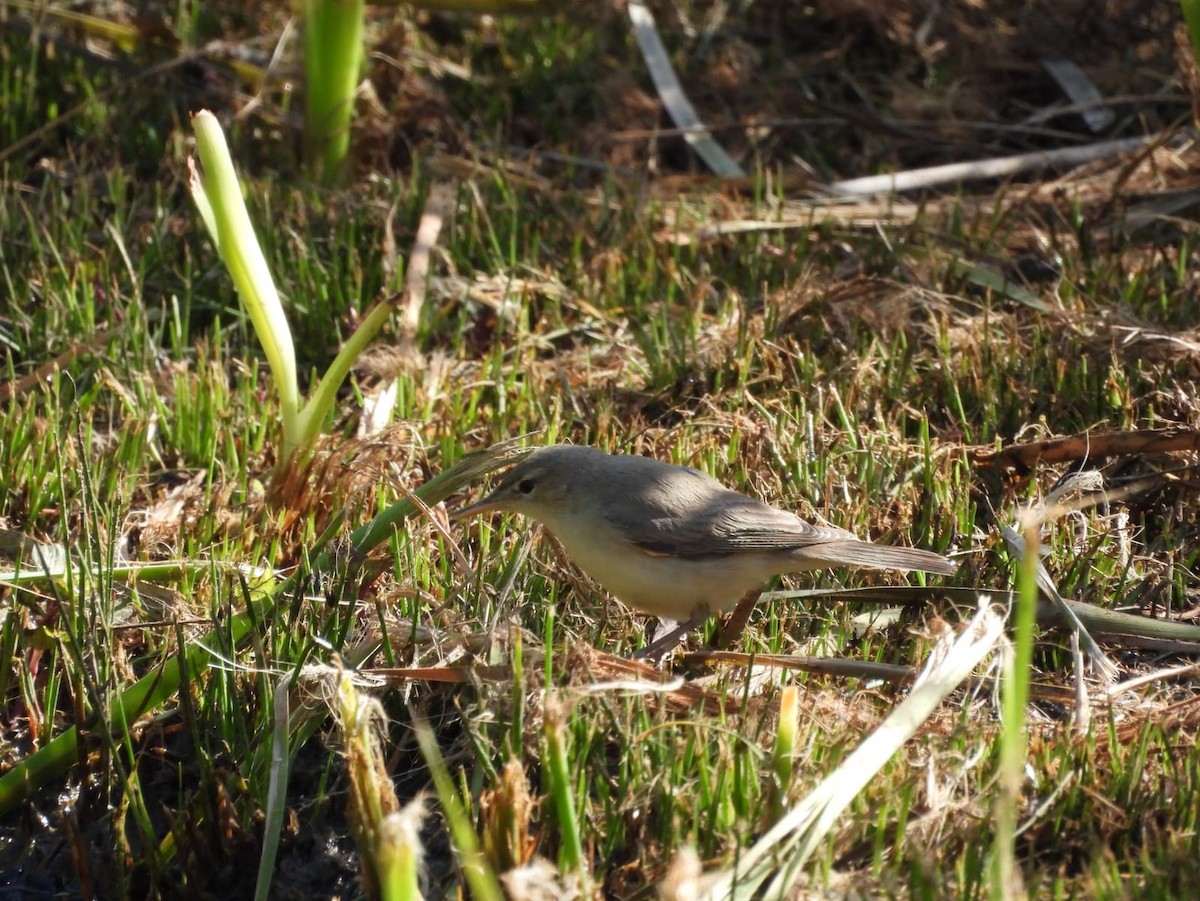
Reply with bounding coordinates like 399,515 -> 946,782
682,650 -> 1077,705
0,327 -> 120,402
972,428 -> 1200,472
396,183 -> 454,355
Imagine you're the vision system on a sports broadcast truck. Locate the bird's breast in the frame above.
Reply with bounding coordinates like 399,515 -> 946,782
543,516 -> 770,621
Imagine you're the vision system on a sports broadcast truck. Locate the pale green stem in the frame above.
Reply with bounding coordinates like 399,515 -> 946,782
294,293 -> 397,450
189,111 -> 302,460
305,0 -> 365,182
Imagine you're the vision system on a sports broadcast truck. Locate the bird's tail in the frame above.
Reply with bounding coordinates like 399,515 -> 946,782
802,540 -> 956,576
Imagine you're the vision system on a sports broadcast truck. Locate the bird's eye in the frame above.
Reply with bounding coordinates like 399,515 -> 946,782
517,478 -> 536,495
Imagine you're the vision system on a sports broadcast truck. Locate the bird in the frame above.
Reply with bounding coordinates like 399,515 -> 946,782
456,445 -> 954,658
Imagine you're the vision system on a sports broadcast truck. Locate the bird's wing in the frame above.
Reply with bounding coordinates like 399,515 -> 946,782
611,491 -> 857,560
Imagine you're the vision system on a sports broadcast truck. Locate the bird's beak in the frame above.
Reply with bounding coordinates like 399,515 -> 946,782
451,490 -> 505,521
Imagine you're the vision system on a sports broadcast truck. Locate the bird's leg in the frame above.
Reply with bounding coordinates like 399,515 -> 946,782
715,586 -> 764,650
633,610 -> 712,662
644,617 -> 673,648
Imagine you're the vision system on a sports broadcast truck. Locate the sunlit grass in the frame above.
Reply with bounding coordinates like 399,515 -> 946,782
3,1 -> 1200,897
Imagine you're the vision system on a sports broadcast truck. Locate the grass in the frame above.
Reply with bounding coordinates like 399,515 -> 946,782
3,0 -> 1200,897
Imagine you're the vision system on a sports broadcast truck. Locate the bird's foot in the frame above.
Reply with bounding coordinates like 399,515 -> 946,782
634,611 -> 711,663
